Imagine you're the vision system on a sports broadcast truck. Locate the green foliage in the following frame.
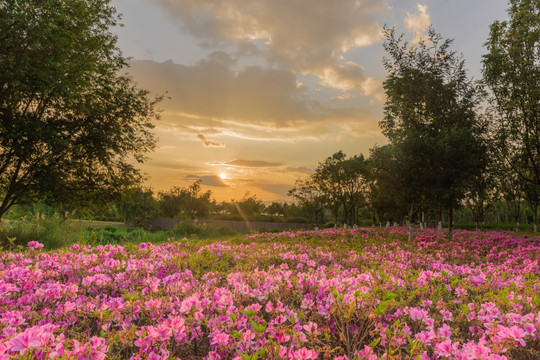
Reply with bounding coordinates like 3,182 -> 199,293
288,178 -> 326,226
0,215 -> 74,249
290,151 -> 368,226
367,144 -> 407,224
483,0 -> 540,231
117,187 -> 158,225
0,0 -> 160,219
313,151 -> 369,226
170,220 -> 236,239
158,181 -> 213,219
380,26 -> 488,238
482,0 -> 540,187
220,192 -> 265,218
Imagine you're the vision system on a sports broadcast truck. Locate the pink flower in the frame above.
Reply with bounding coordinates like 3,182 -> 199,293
293,347 -> 318,360
435,340 -> 455,357
303,322 -> 318,335
148,324 -> 172,341
440,309 -> 453,321
211,332 -> 230,347
10,328 -> 43,353
437,324 -> 452,339
27,241 -> 44,249
507,326 -> 526,346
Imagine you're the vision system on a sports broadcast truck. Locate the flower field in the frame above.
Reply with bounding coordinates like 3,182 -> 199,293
0,228 -> 539,359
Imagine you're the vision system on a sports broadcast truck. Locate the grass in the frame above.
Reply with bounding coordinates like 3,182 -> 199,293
0,216 -> 241,251
1,215 -> 538,251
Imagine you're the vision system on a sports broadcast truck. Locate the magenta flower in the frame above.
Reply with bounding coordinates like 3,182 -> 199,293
435,340 -> 454,357
211,332 -> 230,347
293,347 -> 318,360
10,327 -> 43,353
27,241 -> 44,250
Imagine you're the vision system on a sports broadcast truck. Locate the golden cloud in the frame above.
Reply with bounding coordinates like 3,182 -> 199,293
142,0 -> 389,99
404,3 -> 431,43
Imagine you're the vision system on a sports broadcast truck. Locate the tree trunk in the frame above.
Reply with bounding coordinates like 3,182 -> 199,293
437,207 -> 443,233
448,207 -> 454,242
407,220 -> 415,241
534,206 -> 538,232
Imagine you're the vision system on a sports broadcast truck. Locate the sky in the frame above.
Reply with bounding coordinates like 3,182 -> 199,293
109,0 -> 509,202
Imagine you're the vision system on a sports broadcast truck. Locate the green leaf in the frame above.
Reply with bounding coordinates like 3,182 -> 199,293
250,319 -> 267,333
382,292 -> 398,301
370,337 -> 381,348
374,301 -> 388,316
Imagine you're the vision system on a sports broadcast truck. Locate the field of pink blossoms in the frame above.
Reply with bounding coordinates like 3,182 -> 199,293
0,228 -> 539,360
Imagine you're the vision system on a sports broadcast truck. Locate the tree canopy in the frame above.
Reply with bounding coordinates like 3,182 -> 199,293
0,0 -> 160,218
381,27 -> 488,240
482,0 -> 540,230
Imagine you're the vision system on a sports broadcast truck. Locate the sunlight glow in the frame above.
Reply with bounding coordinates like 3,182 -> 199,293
219,173 -> 228,180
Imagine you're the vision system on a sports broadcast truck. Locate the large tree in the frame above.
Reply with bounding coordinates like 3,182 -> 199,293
0,0 -> 160,219
482,0 -> 540,224
381,27 -> 488,240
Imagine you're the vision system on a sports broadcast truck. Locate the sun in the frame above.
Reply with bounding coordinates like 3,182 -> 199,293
218,173 -> 227,180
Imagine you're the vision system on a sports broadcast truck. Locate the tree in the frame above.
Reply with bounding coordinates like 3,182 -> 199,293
232,192 -> 265,218
521,177 -> 540,232
288,178 -> 326,227
117,187 -> 158,225
265,202 -> 286,216
381,26 -> 488,240
366,144 -> 407,226
482,0 -> 540,231
312,151 -> 369,226
464,169 -> 498,230
158,181 -> 212,219
0,0 -> 160,219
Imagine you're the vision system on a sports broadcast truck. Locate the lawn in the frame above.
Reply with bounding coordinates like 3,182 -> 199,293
0,228 -> 538,359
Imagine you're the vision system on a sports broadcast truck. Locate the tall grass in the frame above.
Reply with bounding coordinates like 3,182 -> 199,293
0,215 -> 76,250
0,216 -> 239,251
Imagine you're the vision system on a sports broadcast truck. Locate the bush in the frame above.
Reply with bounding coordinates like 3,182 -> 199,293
171,221 -> 202,236
0,216 -> 75,250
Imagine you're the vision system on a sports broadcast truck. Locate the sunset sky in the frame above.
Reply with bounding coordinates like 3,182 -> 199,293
110,0 -> 508,202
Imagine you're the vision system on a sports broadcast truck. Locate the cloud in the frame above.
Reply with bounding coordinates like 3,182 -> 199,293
145,0 -> 386,52
404,3 -> 431,43
255,183 -> 294,198
209,159 -> 283,168
142,0 -> 389,99
185,175 -> 228,187
286,166 -> 313,174
127,59 -> 381,145
129,59 -> 314,124
197,134 -> 225,148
